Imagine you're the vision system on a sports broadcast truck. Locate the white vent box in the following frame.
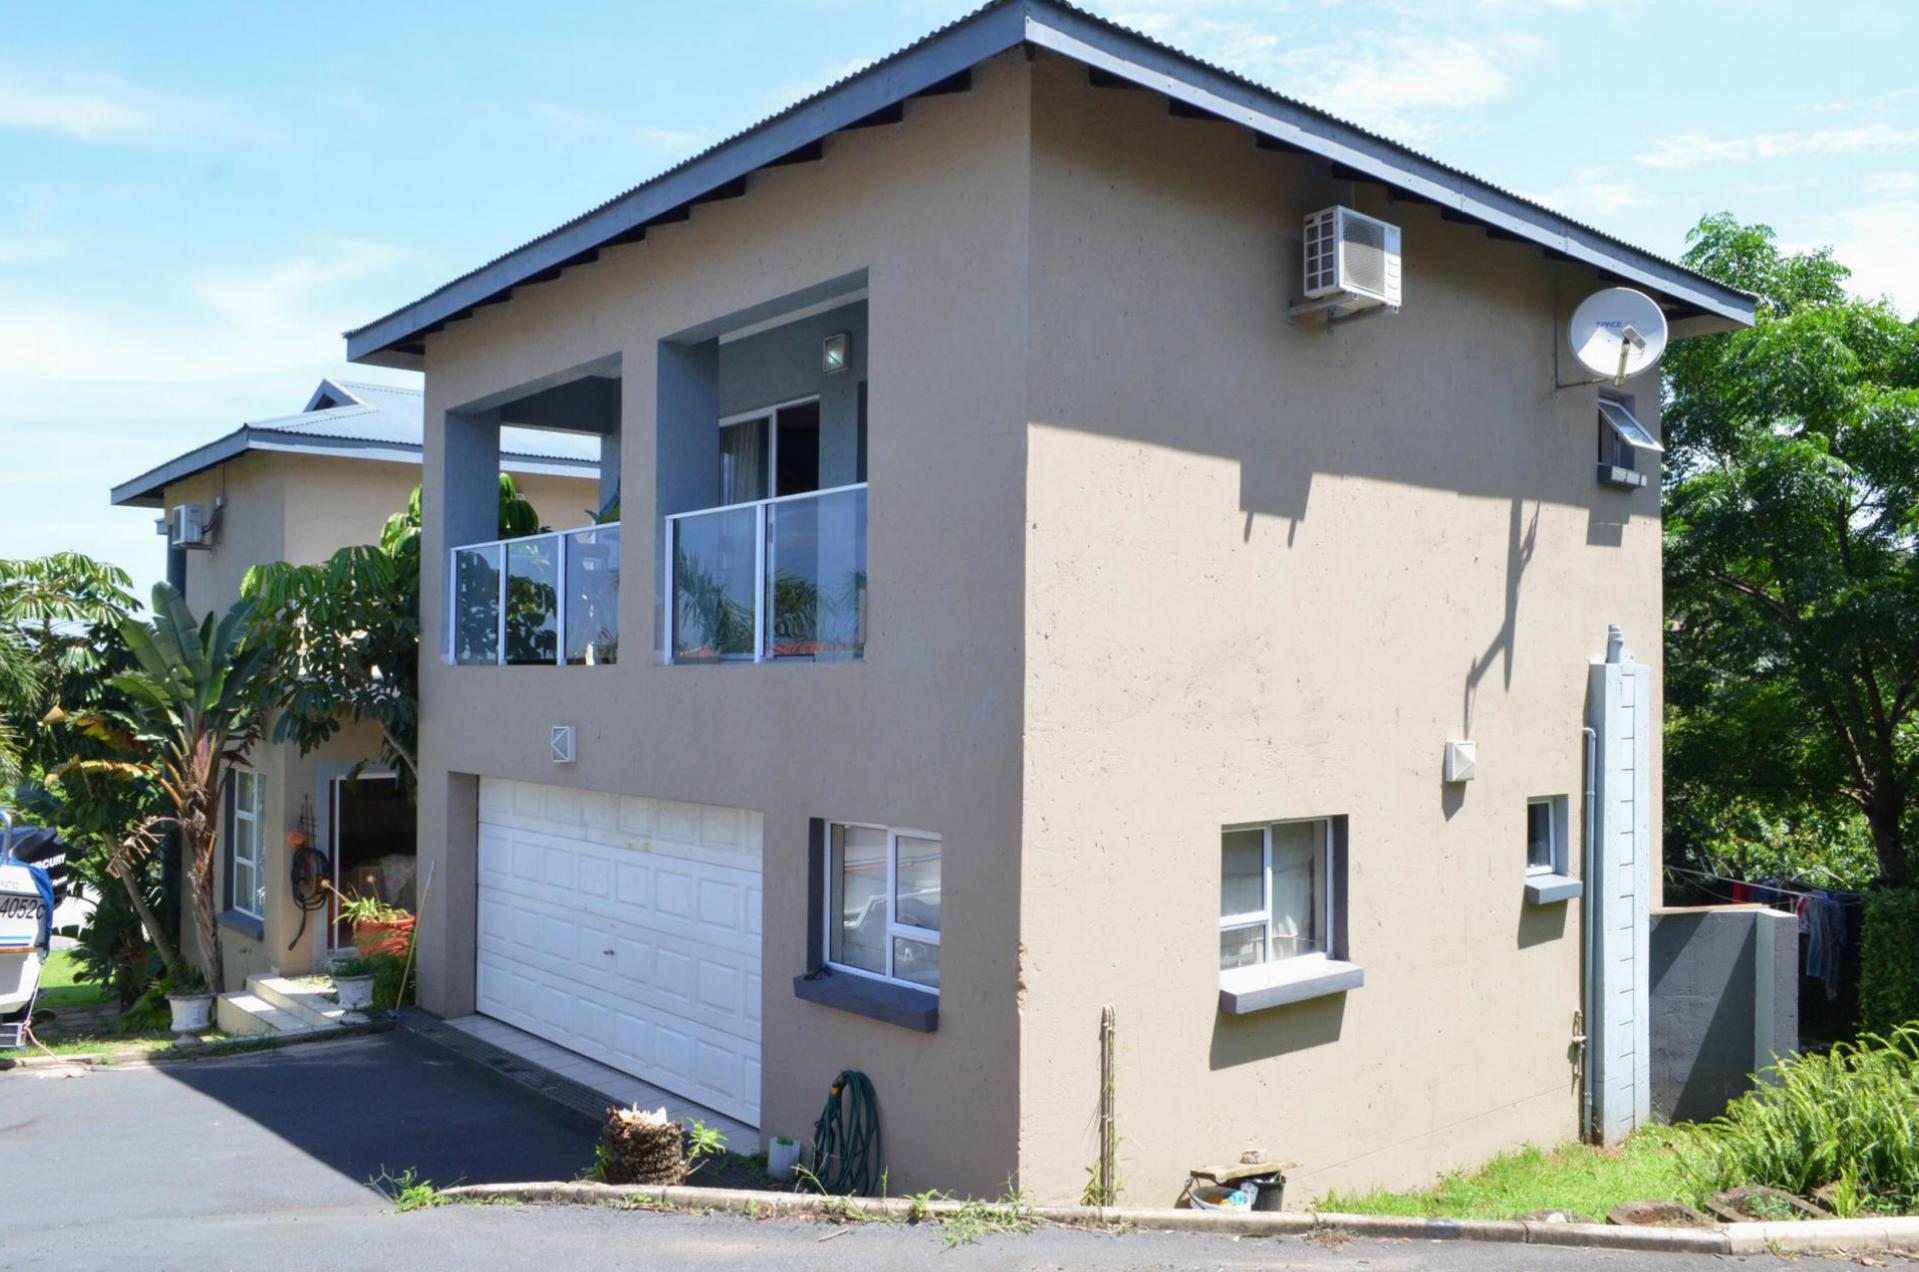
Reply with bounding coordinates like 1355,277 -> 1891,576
550,725 -> 577,764
1443,739 -> 1477,784
1303,206 -> 1402,313
167,504 -> 212,549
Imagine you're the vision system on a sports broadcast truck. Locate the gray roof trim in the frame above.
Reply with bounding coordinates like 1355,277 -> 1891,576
111,426 -> 596,508
345,3 -> 1025,362
1025,8 -> 1752,325
344,0 -> 1751,364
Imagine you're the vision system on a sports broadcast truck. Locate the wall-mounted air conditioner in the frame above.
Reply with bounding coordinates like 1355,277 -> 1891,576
1301,205 -> 1402,315
167,504 -> 214,549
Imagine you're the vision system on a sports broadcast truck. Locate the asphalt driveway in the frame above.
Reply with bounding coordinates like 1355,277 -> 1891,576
3,1032 -> 1812,1271
4,1029 -> 597,1230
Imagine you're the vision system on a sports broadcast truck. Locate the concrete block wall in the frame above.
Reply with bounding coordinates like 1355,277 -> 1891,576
1649,906 -> 1798,1123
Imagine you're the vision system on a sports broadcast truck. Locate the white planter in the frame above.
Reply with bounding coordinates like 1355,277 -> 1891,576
768,1138 -> 803,1181
333,975 -> 375,1011
168,993 -> 214,1034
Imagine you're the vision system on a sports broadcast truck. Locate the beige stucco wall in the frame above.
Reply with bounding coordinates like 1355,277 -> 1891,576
162,450 -> 593,987
411,49 -> 1035,1195
1013,53 -> 1664,1204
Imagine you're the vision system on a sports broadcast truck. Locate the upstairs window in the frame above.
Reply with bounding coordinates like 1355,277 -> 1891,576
1597,397 -> 1663,487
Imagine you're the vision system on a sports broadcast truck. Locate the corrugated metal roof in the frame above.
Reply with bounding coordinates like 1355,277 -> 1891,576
345,0 -> 1752,362
110,379 -> 599,507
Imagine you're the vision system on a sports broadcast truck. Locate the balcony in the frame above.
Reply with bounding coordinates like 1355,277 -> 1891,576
449,523 -> 621,666
667,483 -> 866,664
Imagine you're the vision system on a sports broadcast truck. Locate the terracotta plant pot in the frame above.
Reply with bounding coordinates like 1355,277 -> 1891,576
168,993 -> 214,1034
353,915 -> 416,958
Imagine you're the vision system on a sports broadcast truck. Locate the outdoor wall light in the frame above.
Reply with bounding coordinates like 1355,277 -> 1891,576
822,331 -> 851,375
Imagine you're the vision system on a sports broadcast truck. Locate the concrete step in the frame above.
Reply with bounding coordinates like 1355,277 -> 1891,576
215,992 -> 319,1037
247,975 -> 359,1028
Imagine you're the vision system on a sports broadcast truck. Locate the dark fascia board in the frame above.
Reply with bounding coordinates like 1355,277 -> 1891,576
343,0 -> 1751,365
344,4 -> 1028,365
111,427 -> 598,508
1025,5 -> 1753,326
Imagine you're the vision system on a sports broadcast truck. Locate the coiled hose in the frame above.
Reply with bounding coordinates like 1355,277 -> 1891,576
809,1069 -> 881,1195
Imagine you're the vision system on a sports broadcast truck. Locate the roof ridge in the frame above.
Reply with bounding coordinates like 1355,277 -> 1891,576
335,379 -> 423,396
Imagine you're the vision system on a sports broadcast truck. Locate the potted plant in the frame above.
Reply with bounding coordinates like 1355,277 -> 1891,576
164,968 -> 214,1035
330,956 -> 376,1011
332,888 -> 416,958
768,1134 -> 803,1181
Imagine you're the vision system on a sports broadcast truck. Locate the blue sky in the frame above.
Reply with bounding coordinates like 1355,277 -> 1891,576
3,0 -> 1916,591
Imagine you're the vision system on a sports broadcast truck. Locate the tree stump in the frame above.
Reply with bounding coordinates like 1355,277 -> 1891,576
600,1106 -> 685,1185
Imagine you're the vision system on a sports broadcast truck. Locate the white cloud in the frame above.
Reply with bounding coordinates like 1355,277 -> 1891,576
633,124 -> 713,160
1524,168 -> 1645,218
1637,123 -> 1919,171
1823,200 -> 1919,320
1103,3 -> 1547,141
1864,171 -> 1919,196
0,68 -> 203,142
0,236 -> 417,382
1271,33 -> 1545,139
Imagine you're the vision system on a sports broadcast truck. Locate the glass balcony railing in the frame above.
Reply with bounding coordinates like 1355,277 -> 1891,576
667,483 -> 867,664
449,523 -> 620,667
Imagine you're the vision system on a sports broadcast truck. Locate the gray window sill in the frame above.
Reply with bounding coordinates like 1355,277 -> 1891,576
218,908 -> 265,941
1597,463 -> 1647,490
793,969 -> 938,1032
1525,873 -> 1584,905
1219,958 -> 1364,1015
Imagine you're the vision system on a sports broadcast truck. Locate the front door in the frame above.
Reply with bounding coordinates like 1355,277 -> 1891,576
329,773 -> 415,950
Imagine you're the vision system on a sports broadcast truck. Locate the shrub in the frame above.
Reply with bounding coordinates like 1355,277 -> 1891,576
1859,889 -> 1919,1034
1683,1024 -> 1919,1212
370,952 -> 414,1010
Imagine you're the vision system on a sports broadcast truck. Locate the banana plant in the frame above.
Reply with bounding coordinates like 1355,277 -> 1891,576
108,583 -> 269,994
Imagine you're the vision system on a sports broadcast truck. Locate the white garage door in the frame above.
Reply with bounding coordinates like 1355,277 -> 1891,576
476,778 -> 762,1125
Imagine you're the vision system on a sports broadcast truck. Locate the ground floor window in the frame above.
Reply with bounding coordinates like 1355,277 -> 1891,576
1219,818 -> 1333,970
826,822 -> 940,991
225,768 -> 265,919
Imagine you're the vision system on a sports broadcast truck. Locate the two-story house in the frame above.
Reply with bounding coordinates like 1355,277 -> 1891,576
111,380 -> 597,1001
338,1 -> 1753,1202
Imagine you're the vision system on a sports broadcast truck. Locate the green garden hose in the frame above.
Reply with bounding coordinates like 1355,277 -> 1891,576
809,1069 -> 882,1195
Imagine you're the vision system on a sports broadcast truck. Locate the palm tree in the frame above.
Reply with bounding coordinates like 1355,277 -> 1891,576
110,584 -> 269,993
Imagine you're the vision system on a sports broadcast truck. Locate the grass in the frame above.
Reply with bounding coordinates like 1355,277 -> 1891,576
33,949 -> 114,1013
373,1168 -> 442,1212
19,1029 -> 236,1058
1322,1127 -> 1704,1221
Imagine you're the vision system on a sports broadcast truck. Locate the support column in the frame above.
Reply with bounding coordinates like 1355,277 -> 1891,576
1588,625 -> 1652,1141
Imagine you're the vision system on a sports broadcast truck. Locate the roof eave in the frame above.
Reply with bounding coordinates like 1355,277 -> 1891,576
344,1 -> 1029,364
343,0 -> 1752,364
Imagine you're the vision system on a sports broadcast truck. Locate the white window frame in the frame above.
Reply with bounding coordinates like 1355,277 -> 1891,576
1219,818 -> 1335,969
823,820 -> 941,995
228,768 -> 265,920
718,394 -> 821,506
1526,797 -> 1557,877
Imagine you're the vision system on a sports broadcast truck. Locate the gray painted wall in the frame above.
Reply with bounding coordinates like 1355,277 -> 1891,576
1649,907 -> 1799,1124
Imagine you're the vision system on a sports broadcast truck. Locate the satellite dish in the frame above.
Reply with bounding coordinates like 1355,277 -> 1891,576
1569,287 -> 1668,385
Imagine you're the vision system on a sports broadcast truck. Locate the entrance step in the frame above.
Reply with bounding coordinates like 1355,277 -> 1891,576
249,975 -> 363,1028
215,992 -> 315,1037
216,976 -> 359,1037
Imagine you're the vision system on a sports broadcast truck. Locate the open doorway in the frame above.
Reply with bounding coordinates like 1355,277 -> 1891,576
328,773 -> 415,950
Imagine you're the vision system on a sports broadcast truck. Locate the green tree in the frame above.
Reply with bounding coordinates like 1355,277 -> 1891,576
0,554 -> 176,990
107,583 -> 269,992
242,475 -> 542,799
1664,214 -> 1919,887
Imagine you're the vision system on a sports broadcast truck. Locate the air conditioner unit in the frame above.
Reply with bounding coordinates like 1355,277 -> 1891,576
1302,205 -> 1402,313
167,504 -> 212,549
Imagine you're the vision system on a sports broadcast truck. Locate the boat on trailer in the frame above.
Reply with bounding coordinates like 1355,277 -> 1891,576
1,810 -> 58,1048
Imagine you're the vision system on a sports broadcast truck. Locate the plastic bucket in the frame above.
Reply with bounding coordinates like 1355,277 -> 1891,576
1188,1183 -> 1254,1211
